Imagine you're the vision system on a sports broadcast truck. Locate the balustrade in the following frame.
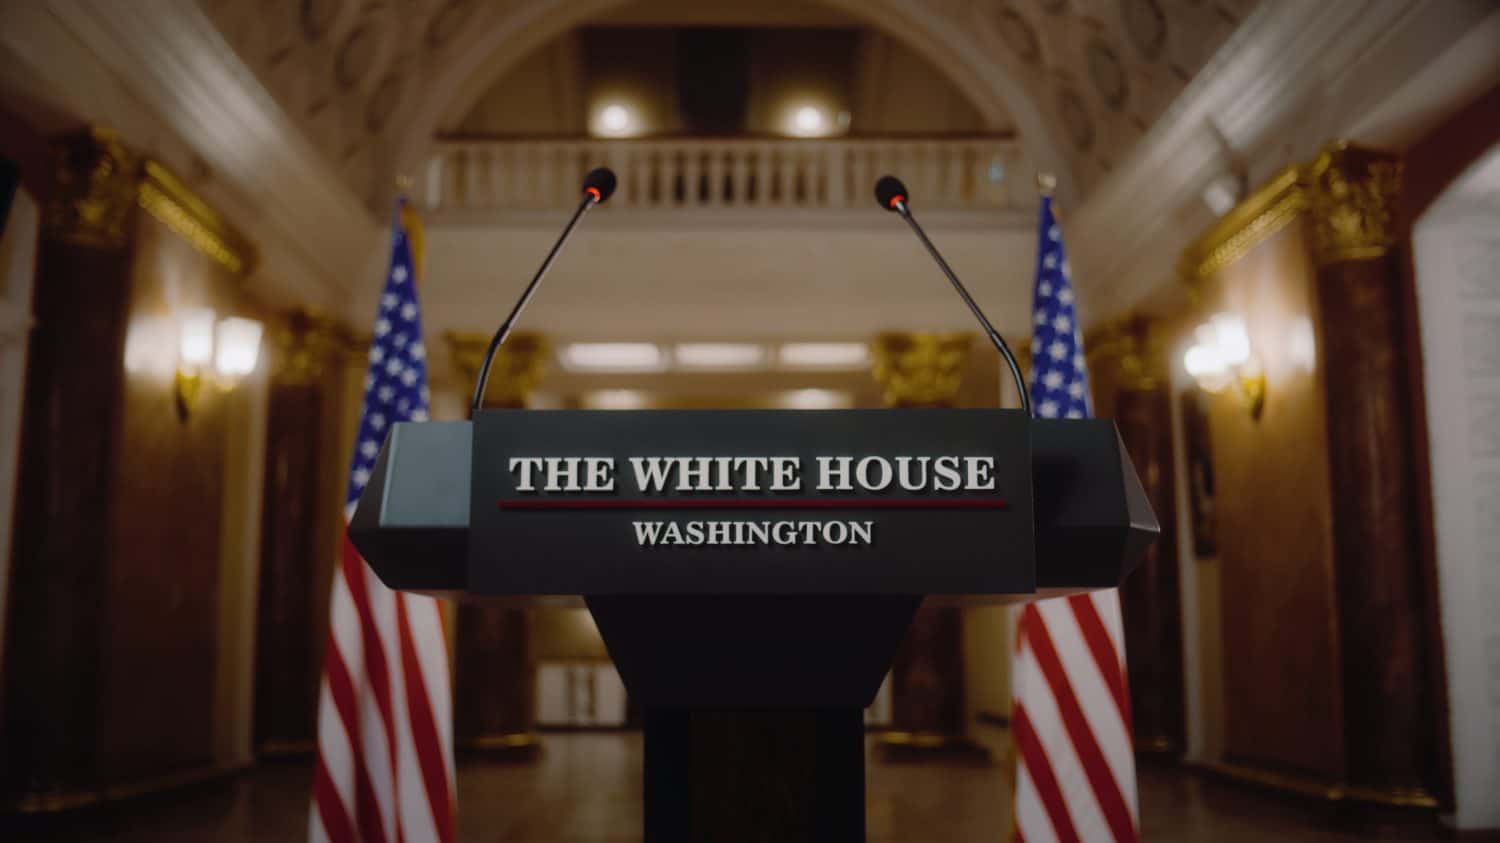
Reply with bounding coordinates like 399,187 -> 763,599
425,137 -> 1025,213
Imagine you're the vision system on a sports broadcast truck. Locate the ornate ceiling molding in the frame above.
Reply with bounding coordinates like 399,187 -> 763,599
1064,0 -> 1492,327
195,0 -> 1258,214
5,0 -> 383,319
139,159 -> 256,276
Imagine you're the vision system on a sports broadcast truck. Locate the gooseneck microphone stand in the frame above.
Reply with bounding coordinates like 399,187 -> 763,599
469,167 -> 616,416
875,175 -> 1032,417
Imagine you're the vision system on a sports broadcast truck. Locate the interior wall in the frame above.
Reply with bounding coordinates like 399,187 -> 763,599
448,33 -> 585,136
215,358 -> 268,768
1195,221 -> 1344,780
2,140 -> 269,804
1411,154 -> 1500,829
0,189 -> 37,683
96,206 -> 243,784
853,32 -> 988,135
1168,357 -> 1227,764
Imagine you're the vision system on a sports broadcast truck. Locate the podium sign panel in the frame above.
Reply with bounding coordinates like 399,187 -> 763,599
468,408 -> 1035,595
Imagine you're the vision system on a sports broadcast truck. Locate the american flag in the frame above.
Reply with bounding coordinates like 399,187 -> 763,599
1012,194 -> 1140,842
311,199 -> 455,843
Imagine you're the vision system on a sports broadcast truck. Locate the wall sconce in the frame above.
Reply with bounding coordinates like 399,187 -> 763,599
174,308 -> 263,420
1183,312 -> 1265,418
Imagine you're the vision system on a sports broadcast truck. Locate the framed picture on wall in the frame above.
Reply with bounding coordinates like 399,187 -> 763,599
1180,388 -> 1217,558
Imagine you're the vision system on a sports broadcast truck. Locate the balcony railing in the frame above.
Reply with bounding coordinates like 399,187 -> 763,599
424,136 -> 1027,214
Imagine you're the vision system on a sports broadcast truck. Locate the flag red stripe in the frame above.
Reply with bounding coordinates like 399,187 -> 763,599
314,754 -> 357,843
1025,611 -> 1138,843
353,749 -> 390,843
1067,595 -> 1133,733
323,637 -> 361,750
396,594 -> 455,843
340,535 -> 402,788
320,640 -> 392,843
1013,702 -> 1081,843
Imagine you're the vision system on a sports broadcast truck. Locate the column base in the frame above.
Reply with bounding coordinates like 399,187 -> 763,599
458,732 -> 544,762
874,731 -> 992,766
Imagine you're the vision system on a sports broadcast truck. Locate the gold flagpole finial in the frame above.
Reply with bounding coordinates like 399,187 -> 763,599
395,173 -> 414,194
1036,172 -> 1057,197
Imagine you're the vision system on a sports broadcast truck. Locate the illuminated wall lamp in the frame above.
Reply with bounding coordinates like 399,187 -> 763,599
1183,313 -> 1265,419
174,308 -> 263,420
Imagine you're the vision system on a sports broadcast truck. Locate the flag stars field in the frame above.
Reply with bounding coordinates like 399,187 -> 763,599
1014,191 -> 1139,843
314,198 -> 454,843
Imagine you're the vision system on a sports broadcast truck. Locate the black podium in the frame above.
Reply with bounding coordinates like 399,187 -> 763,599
350,408 -> 1157,841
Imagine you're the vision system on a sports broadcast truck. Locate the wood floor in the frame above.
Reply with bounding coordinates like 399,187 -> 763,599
1,733 -> 1454,841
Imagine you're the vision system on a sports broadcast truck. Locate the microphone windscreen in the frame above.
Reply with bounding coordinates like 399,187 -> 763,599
874,175 -> 908,211
583,167 -> 618,203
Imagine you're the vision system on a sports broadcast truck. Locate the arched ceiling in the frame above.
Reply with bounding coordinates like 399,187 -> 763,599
200,0 -> 1258,210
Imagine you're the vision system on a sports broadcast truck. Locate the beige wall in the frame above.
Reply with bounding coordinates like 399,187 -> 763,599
1180,218 -> 1344,778
213,361 -> 269,769
854,32 -> 990,135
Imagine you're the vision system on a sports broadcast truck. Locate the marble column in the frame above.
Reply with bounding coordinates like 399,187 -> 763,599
447,331 -> 547,760
254,311 -> 351,757
2,128 -> 140,810
869,331 -> 990,764
1306,144 -> 1439,804
1087,316 -> 1185,756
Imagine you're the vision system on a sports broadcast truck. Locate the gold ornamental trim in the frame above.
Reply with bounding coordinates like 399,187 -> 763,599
2,760 -> 251,815
870,331 -> 973,408
1179,141 -> 1403,286
42,127 -> 256,275
138,159 -> 255,276
271,309 -> 353,385
1197,760 -> 1438,810
1085,314 -> 1165,392
44,127 -> 140,249
1304,142 -> 1402,266
448,330 -> 547,409
1178,165 -> 1305,287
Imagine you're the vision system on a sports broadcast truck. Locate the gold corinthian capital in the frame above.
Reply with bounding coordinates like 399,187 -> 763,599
1305,142 -> 1402,266
871,332 -> 974,408
447,331 -> 548,409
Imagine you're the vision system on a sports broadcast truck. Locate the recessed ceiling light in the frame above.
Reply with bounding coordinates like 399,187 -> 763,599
777,342 -> 870,369
597,103 -> 634,137
778,389 -> 853,410
559,343 -> 665,372
585,389 -> 650,410
791,105 -> 827,137
1202,173 -> 1242,217
674,343 -> 766,370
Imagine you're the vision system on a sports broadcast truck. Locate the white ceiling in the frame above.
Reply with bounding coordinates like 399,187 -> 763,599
419,211 -> 1039,380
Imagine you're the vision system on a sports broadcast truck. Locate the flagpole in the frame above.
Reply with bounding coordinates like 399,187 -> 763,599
1036,172 -> 1058,218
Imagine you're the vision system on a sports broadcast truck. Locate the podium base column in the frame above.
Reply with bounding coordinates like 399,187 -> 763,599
644,708 -> 865,842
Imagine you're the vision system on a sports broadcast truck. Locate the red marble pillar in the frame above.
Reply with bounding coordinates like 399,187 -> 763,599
448,332 -> 547,760
869,332 -> 990,763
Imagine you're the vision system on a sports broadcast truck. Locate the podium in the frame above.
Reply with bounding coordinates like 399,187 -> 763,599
350,408 -> 1157,841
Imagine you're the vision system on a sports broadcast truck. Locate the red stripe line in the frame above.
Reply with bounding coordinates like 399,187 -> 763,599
396,595 -> 455,843
1026,612 -> 1139,843
1013,703 -> 1081,843
497,497 -> 1007,510
321,637 -> 392,843
323,641 -> 362,762
353,748 -> 390,843
341,533 -> 402,821
1067,594 -> 1133,736
314,753 -> 357,843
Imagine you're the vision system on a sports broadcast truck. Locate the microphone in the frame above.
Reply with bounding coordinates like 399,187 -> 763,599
469,167 -> 616,415
874,175 -> 1032,416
